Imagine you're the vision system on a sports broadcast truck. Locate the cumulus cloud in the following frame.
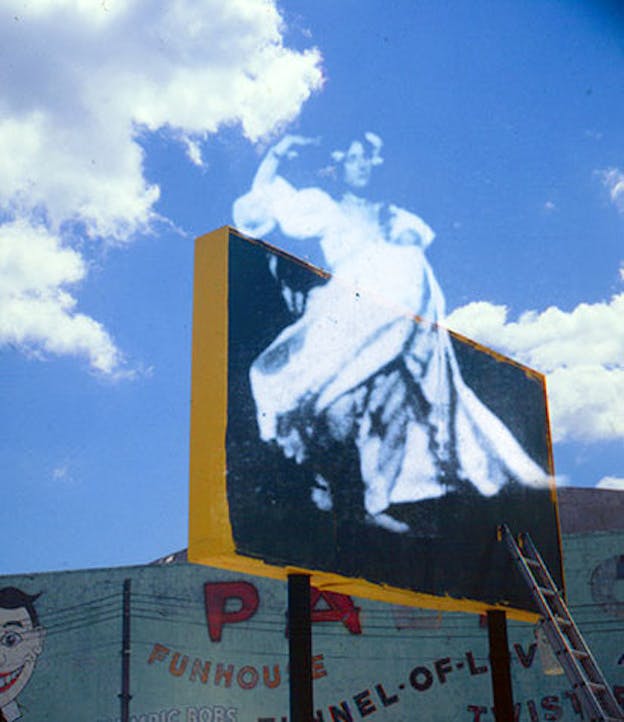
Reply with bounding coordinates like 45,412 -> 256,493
596,476 -> 624,491
0,0 -> 323,373
0,219 -> 123,374
446,296 -> 624,443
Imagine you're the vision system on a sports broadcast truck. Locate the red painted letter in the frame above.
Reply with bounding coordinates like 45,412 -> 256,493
204,581 -> 259,642
310,588 -> 362,634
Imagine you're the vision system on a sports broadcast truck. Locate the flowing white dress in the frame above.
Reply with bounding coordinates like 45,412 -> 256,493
236,192 -> 547,516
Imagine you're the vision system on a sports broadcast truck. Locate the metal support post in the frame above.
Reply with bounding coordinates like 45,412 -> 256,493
288,573 -> 313,722
487,610 -> 514,722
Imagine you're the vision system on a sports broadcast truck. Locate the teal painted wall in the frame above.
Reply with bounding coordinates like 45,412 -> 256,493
2,530 -> 624,721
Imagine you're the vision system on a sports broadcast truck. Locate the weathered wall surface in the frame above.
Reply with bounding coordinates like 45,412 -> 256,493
2,490 -> 624,721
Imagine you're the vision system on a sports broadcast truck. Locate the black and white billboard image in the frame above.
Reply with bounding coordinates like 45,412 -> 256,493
189,227 -> 562,615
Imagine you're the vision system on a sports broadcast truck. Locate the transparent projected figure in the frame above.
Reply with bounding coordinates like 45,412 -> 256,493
233,135 -> 547,534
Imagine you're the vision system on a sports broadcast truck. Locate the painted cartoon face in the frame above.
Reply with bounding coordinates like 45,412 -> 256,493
0,607 -> 44,709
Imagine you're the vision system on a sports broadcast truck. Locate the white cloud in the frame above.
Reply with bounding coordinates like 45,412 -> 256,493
183,136 -> 206,168
0,220 -> 123,374
446,295 -> 624,443
0,0 -> 323,374
52,463 -> 75,486
596,476 -> 624,491
600,167 -> 624,213
52,465 -> 69,481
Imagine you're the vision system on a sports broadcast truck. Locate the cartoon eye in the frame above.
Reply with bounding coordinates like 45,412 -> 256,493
1,631 -> 23,648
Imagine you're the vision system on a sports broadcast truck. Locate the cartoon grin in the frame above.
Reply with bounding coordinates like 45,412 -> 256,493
0,666 -> 24,694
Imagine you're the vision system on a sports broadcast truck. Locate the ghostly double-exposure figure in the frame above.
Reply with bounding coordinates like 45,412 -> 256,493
233,134 -> 547,534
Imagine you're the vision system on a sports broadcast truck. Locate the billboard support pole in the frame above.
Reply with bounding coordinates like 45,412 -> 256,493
487,610 -> 514,722
120,578 -> 132,722
288,573 -> 313,722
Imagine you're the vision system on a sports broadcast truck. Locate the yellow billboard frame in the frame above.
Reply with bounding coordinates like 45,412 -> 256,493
189,226 -> 561,621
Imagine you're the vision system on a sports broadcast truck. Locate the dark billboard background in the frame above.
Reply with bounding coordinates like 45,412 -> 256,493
225,231 -> 561,612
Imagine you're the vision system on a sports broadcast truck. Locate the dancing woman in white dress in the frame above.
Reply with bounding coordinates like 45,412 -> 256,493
233,135 -> 547,533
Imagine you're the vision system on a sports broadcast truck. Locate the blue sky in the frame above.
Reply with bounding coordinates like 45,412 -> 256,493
1,0 -> 623,574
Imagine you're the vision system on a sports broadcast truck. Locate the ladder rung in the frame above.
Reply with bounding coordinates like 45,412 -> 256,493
537,586 -> 556,596
524,557 -> 541,568
586,682 -> 606,693
554,616 -> 571,627
571,649 -> 589,660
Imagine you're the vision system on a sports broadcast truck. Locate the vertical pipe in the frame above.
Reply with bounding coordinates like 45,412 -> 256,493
487,610 -> 514,722
288,573 -> 313,722
120,578 -> 132,722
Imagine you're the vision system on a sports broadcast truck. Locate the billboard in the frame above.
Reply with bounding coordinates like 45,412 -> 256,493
189,227 -> 562,617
